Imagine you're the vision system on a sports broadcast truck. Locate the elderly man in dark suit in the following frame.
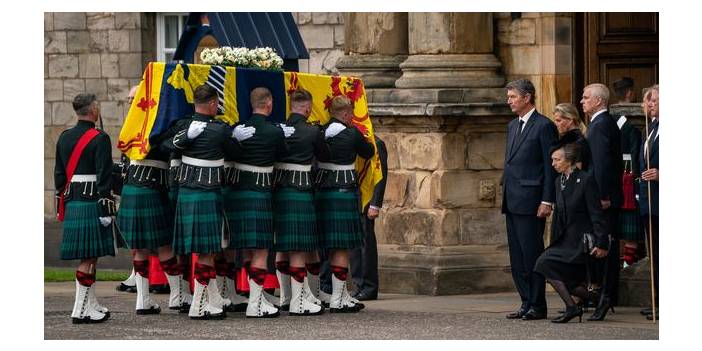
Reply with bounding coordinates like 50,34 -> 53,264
580,83 -> 623,321
502,79 -> 558,321
350,135 -> 388,301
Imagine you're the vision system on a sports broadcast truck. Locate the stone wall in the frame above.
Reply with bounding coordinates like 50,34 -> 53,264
291,12 -> 345,74
495,13 -> 574,116
44,12 -> 155,219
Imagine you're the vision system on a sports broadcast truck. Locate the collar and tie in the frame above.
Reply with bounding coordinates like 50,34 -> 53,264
644,119 -> 659,159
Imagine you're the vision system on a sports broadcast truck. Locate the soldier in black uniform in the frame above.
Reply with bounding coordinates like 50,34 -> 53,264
227,87 -> 287,318
55,93 -> 116,324
272,89 -> 329,315
117,110 -> 194,315
169,85 -> 242,320
315,95 -> 375,313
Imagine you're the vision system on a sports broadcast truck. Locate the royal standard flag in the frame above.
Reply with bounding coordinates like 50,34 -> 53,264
284,71 -> 382,209
118,63 -> 382,209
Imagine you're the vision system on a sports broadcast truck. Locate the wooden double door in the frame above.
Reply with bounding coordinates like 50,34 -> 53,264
575,13 -> 659,103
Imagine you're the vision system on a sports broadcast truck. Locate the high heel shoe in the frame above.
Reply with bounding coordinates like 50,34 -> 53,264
587,296 -> 614,321
552,305 -> 583,323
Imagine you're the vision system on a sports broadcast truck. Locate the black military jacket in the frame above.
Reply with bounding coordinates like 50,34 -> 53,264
315,118 -> 375,189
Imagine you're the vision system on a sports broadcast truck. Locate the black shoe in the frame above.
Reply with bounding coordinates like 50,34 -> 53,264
552,305 -> 583,323
149,284 -> 170,294
506,307 -> 527,319
191,311 -> 227,320
640,307 -> 653,315
353,291 -> 378,301
646,313 -> 659,321
521,308 -> 547,321
116,283 -> 136,293
587,296 -> 615,321
72,313 -> 110,324
136,306 -> 161,315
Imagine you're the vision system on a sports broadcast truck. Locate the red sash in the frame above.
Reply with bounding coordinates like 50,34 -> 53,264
57,128 -> 100,222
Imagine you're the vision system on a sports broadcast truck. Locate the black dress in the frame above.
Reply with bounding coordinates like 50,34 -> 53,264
534,168 -> 609,285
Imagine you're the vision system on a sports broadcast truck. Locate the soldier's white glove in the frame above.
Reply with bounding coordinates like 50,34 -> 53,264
99,216 -> 113,227
324,122 -> 346,139
187,121 -> 207,139
232,125 -> 256,141
280,124 -> 296,138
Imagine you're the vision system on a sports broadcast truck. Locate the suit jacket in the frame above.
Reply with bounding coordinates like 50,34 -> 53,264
586,110 -> 623,207
502,110 -> 559,215
639,121 -> 659,216
549,169 -> 609,264
366,136 -> 388,213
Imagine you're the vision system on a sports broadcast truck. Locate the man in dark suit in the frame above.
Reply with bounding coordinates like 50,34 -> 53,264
502,79 -> 558,321
580,83 -> 624,321
639,85 -> 659,320
350,135 -> 388,301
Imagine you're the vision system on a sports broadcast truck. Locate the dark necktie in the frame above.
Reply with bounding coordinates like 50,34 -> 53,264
516,119 -> 525,140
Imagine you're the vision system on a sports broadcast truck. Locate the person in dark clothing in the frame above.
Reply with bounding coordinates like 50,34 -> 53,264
639,85 -> 659,320
612,77 -> 644,267
315,96 -> 375,313
169,85 -> 242,320
502,79 -> 558,321
552,103 -> 590,171
580,83 -> 623,321
534,142 -> 609,323
117,109 -> 195,315
272,89 -> 329,315
226,87 -> 288,318
350,135 -> 388,301
55,93 -> 116,324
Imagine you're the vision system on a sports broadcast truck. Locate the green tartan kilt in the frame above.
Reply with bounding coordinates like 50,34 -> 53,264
225,190 -> 274,249
60,200 -> 115,260
173,187 -> 224,255
315,189 -> 363,249
168,185 -> 179,213
273,188 -> 319,252
620,208 -> 642,241
117,184 -> 173,250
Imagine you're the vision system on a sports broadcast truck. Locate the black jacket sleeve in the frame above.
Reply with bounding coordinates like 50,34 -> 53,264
369,138 -> 388,209
313,127 -> 331,161
540,121 -> 558,203
354,128 -> 375,159
584,175 -> 609,250
54,133 -> 67,196
94,133 -> 116,216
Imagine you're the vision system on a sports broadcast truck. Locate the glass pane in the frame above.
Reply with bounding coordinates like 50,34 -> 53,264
165,16 -> 179,48
165,52 -> 174,62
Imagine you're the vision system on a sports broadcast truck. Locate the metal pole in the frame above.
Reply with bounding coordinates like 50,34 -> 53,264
644,109 -> 657,323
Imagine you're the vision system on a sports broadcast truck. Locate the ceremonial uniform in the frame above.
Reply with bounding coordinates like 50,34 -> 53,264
315,118 -> 374,312
273,113 -> 329,315
117,118 -> 193,314
227,113 -> 286,249
171,112 -> 241,319
55,119 -> 115,323
315,119 -> 374,250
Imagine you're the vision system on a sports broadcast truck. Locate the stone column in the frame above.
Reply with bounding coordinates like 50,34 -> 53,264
364,13 -> 514,296
335,13 -> 408,88
395,13 -> 504,90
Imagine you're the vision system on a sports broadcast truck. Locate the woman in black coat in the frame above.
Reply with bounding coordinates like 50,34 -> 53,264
534,142 -> 609,323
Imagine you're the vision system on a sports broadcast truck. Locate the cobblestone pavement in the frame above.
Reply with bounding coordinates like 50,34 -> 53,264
44,282 -> 658,340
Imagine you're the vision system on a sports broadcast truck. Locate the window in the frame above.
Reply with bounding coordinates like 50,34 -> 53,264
156,13 -> 188,62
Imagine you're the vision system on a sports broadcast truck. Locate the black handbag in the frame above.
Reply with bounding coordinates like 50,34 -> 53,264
582,232 -> 595,254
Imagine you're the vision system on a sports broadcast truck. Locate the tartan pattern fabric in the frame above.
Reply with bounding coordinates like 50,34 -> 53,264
60,200 -> 115,260
620,209 -> 642,241
116,184 -> 173,250
225,190 -> 274,249
273,188 -> 319,252
315,189 -> 363,249
173,187 -> 224,255
168,186 -> 179,213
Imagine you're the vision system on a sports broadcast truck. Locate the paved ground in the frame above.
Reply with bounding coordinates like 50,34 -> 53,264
44,282 -> 658,340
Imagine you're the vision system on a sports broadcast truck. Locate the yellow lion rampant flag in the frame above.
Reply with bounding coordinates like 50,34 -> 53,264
284,71 -> 383,210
